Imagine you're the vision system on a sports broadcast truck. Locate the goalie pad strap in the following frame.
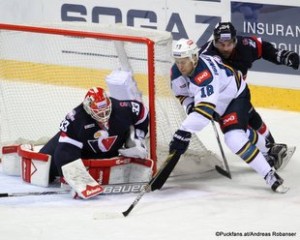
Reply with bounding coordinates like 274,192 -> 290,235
2,144 -> 51,185
1,145 -> 21,176
2,145 -> 19,154
18,145 -> 49,161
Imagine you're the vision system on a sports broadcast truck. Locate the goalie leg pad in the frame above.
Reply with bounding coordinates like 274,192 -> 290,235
83,157 -> 154,185
18,144 -> 51,187
1,145 -> 21,176
62,159 -> 103,199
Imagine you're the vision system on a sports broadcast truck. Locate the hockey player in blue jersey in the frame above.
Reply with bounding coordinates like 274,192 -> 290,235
39,86 -> 149,198
199,22 -> 298,170
168,38 -> 288,193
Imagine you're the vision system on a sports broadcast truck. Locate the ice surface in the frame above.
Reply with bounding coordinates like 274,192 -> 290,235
0,108 -> 299,240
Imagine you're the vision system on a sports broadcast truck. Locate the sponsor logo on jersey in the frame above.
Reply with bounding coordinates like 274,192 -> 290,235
194,69 -> 212,85
120,101 -> 129,107
221,112 -> 238,127
84,123 -> 95,129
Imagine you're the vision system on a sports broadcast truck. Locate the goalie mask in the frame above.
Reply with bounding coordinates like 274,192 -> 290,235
83,87 -> 112,126
172,38 -> 199,64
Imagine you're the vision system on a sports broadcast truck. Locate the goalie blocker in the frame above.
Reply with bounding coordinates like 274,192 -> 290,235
1,144 -> 154,199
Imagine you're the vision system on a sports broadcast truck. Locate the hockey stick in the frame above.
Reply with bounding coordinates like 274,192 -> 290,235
122,151 -> 181,217
0,182 -> 147,198
0,190 -> 68,198
211,120 -> 232,179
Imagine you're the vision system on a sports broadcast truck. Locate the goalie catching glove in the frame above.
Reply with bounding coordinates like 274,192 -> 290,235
118,126 -> 148,159
277,50 -> 299,70
169,129 -> 191,155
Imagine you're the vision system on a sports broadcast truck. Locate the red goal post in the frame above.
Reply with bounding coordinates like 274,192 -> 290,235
0,22 -> 221,175
0,22 -> 158,161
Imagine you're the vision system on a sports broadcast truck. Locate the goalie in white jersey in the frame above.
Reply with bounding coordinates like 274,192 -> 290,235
169,38 -> 288,193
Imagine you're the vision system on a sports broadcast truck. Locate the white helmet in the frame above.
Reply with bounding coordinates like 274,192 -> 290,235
172,38 -> 199,60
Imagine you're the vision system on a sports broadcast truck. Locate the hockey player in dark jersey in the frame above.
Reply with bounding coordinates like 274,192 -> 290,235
167,38 -> 288,193
199,22 -> 298,171
39,87 -> 149,198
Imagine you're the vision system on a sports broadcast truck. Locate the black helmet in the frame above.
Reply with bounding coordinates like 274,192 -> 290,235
213,22 -> 237,42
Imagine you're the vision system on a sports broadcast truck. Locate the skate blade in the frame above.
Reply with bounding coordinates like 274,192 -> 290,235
275,184 -> 290,194
278,146 -> 296,171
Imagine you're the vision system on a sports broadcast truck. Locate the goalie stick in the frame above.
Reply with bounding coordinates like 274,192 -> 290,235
0,182 -> 147,198
211,120 -> 232,179
122,151 -> 181,217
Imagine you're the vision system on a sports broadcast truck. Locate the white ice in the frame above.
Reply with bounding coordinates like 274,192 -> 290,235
0,108 -> 299,240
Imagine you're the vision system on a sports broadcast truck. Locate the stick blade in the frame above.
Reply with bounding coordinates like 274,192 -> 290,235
122,204 -> 135,217
215,165 -> 232,179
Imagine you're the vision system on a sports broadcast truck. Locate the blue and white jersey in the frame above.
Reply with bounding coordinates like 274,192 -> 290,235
170,54 -> 246,133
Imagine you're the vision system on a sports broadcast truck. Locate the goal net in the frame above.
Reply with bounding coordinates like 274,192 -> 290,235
0,23 -> 222,175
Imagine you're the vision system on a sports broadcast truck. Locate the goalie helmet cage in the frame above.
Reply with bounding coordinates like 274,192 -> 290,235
0,22 -> 221,175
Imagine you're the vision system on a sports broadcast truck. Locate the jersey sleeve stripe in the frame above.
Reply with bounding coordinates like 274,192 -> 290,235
135,105 -> 149,126
251,36 -> 262,58
176,95 -> 188,105
59,132 -> 83,149
194,102 -> 215,120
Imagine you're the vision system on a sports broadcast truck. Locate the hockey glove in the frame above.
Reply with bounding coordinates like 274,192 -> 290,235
118,126 -> 148,159
118,143 -> 148,159
278,50 -> 299,70
169,129 -> 191,155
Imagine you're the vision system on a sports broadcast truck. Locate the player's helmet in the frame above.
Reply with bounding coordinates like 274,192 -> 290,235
213,22 -> 237,43
83,87 -> 112,124
172,38 -> 199,60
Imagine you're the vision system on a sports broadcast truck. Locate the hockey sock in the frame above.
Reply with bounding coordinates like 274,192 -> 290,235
257,122 -> 275,144
224,129 -> 271,177
246,128 -> 269,154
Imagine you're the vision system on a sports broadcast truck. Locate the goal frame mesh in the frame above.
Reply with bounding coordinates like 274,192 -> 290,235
0,23 -> 159,160
0,22 -> 222,175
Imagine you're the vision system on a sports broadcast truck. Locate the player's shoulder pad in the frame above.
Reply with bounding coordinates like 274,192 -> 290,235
191,56 -> 216,86
65,104 -> 85,122
238,35 -> 261,48
199,41 -> 215,55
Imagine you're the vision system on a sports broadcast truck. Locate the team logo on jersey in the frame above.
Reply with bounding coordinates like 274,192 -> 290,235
98,136 -> 117,152
95,130 -> 117,152
194,70 -> 212,85
221,112 -> 238,128
94,130 -> 108,139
